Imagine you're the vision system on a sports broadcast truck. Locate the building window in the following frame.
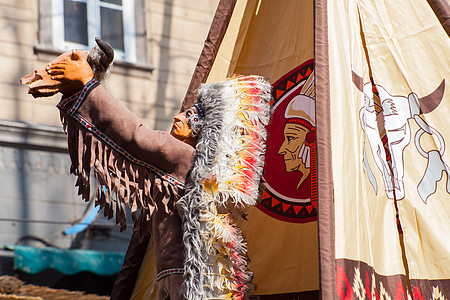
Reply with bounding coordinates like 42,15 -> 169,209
51,0 -> 137,63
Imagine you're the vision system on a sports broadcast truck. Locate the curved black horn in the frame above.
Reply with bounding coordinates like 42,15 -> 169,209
418,79 -> 445,114
95,37 -> 114,68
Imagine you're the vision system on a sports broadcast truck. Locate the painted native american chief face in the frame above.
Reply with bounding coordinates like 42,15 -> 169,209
278,94 -> 315,190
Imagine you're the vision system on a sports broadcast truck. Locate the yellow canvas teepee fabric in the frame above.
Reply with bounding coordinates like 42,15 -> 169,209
330,0 -> 450,298
181,0 -> 450,298
328,0 -> 409,296
207,0 -> 319,296
357,0 -> 450,296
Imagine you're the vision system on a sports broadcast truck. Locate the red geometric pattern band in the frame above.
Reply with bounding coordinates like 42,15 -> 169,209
156,268 -> 184,281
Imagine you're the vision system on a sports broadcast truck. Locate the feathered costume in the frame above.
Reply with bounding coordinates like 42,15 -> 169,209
21,41 -> 271,298
179,76 -> 271,299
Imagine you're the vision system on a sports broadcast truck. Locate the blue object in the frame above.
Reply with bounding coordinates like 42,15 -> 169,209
63,204 -> 100,235
12,245 -> 125,276
64,186 -> 107,236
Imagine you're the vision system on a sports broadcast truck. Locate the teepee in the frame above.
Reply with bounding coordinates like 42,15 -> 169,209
181,0 -> 450,298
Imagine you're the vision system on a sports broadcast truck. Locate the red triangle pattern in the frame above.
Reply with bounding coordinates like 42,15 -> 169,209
286,80 -> 294,89
262,190 -> 271,200
276,90 -> 284,99
273,63 -> 313,102
293,205 -> 302,215
305,68 -> 312,77
271,198 -> 280,207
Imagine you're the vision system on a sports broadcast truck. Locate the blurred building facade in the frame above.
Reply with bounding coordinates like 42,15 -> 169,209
0,0 -> 217,278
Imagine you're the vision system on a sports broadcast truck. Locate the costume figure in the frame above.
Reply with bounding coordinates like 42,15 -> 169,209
21,39 -> 271,300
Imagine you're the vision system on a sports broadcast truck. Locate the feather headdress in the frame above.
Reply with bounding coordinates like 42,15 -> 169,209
178,75 -> 272,299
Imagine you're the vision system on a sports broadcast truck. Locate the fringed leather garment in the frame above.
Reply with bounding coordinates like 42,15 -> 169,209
57,75 -> 271,300
57,79 -> 194,278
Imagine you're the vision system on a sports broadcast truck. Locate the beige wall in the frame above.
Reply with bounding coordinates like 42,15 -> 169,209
108,0 -> 218,131
0,0 -> 218,253
1,1 -> 42,125
1,0 -> 218,131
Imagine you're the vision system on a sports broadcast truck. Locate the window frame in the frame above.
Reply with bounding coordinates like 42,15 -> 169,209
51,0 -> 137,63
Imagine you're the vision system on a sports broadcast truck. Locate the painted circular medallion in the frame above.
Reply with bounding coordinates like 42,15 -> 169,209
257,60 -> 317,223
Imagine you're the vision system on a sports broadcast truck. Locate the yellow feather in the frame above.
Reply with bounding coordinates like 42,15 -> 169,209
202,176 -> 219,197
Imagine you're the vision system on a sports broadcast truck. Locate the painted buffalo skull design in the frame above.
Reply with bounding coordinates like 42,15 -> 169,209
353,71 -> 447,202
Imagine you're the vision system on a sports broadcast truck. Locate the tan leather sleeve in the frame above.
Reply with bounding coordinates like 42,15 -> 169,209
69,83 -> 195,182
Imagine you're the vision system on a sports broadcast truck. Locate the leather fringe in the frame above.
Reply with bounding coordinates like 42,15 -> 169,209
63,113 -> 178,237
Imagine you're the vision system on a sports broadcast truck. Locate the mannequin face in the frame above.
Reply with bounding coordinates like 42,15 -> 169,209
171,107 -> 197,147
